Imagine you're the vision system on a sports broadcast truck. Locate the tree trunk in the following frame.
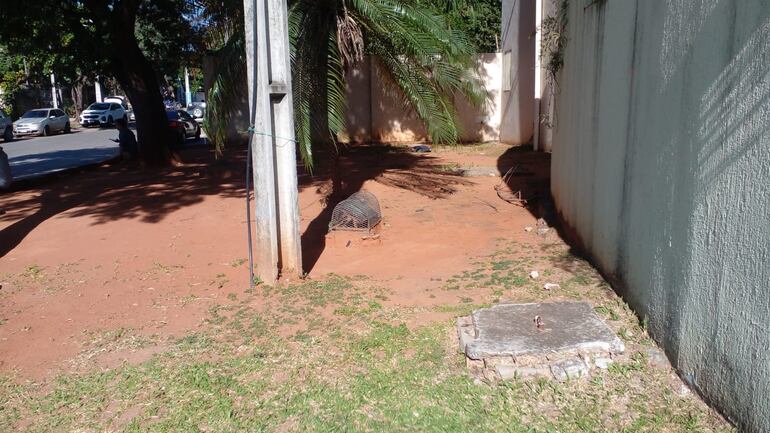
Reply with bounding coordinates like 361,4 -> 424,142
109,55 -> 172,165
85,0 -> 172,165
70,75 -> 89,119
330,147 -> 344,200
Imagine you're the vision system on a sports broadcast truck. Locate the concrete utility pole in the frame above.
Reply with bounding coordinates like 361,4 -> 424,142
243,0 -> 303,282
184,67 -> 192,107
533,0 -> 542,151
50,72 -> 58,109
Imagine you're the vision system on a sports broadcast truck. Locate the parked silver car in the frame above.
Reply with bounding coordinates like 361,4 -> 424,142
13,108 -> 70,136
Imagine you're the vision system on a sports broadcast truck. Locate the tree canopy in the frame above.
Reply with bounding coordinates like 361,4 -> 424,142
0,0 -> 195,87
1,0 -> 501,165
0,0 -> 196,164
417,0 -> 502,52
200,0 -> 490,171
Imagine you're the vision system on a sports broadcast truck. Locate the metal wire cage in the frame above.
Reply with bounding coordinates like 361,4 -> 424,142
329,191 -> 382,232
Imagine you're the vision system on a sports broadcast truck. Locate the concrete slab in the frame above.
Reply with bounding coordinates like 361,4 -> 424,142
458,302 -> 624,381
458,166 -> 500,177
550,359 -> 590,382
456,316 -> 475,353
464,302 -> 625,360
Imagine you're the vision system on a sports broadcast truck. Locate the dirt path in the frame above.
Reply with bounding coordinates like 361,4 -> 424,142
0,143 -> 548,380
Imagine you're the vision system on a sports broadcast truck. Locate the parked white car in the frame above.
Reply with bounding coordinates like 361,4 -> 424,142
103,96 -> 135,122
79,102 -> 126,127
0,109 -> 12,141
13,108 -> 70,136
104,95 -> 127,107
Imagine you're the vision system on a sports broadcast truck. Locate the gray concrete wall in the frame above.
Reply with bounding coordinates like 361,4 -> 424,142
550,1 -> 770,431
537,0 -> 558,152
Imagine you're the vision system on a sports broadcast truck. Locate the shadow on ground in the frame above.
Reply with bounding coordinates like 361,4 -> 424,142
9,148 -> 121,179
494,144 -> 553,221
0,144 -> 244,258
0,141 -> 555,274
299,144 -> 473,273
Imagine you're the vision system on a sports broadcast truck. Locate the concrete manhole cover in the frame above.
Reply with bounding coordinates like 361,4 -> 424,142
457,302 -> 624,381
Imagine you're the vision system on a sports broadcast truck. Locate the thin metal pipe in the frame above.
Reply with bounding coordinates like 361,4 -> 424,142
246,132 -> 255,289
245,0 -> 259,289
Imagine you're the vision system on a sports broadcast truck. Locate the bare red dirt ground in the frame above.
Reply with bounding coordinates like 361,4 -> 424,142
0,142 -> 549,380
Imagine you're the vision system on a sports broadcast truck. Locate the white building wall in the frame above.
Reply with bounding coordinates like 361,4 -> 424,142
500,0 -> 535,145
550,1 -> 770,431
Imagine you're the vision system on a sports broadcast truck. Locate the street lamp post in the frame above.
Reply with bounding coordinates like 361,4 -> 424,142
184,67 -> 192,107
95,76 -> 103,102
50,72 -> 58,109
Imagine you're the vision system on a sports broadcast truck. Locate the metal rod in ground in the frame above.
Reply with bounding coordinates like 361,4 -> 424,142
245,133 -> 255,289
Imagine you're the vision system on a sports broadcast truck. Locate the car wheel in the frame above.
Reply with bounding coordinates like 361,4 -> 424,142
108,116 -> 114,127
3,126 -> 12,142
195,126 -> 201,139
193,108 -> 203,118
64,122 -> 71,133
42,125 -> 50,137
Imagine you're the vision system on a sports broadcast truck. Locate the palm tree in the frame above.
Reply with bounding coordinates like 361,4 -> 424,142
193,0 -> 246,152
200,0 -> 484,171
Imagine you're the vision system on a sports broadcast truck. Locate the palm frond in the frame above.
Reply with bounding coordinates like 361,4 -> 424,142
203,30 -> 245,156
325,38 -> 348,145
201,0 -> 484,167
348,0 -> 484,144
289,0 -> 344,169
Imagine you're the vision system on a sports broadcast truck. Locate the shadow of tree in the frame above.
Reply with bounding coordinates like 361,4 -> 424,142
0,146 -> 246,258
9,148 -> 121,179
2,142 -> 487,273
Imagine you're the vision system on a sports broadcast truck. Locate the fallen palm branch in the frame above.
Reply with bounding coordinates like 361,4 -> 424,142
495,166 -> 531,207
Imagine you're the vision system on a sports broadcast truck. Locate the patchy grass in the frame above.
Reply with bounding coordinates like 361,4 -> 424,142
0,248 -> 733,433
22,265 -> 45,280
210,273 -> 229,289
437,162 -> 461,173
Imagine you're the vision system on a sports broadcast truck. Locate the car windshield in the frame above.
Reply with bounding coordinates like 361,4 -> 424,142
166,111 -> 180,120
88,103 -> 111,110
21,110 -> 48,119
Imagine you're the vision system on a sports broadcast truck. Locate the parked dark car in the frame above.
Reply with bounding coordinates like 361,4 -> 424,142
185,101 -> 206,122
167,110 -> 201,146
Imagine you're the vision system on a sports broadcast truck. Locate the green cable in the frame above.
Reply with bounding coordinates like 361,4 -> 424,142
245,126 -> 298,145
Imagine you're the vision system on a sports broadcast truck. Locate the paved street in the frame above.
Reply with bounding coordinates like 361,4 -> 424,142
2,125 -> 121,180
